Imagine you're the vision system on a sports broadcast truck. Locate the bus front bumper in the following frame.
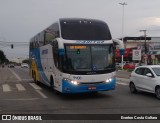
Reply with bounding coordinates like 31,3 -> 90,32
62,78 -> 116,93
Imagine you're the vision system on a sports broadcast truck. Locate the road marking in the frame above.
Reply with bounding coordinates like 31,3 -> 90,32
2,84 -> 11,92
16,84 -> 26,91
9,68 -> 22,81
2,98 -> 39,101
117,82 -> 128,86
0,79 -> 33,82
29,83 -> 42,90
36,90 -> 48,98
22,79 -> 33,81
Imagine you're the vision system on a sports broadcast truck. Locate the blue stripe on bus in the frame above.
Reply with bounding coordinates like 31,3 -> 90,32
59,49 -> 65,55
32,48 -> 49,83
62,78 -> 116,93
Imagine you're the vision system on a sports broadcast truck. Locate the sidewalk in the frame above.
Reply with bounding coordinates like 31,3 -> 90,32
116,70 -> 130,82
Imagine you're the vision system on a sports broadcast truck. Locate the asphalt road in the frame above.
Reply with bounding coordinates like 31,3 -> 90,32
0,67 -> 160,122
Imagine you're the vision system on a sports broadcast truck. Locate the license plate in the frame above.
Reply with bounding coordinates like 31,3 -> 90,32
88,86 -> 96,90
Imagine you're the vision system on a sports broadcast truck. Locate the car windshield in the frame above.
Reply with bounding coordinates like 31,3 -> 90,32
61,44 -> 115,74
152,67 -> 160,76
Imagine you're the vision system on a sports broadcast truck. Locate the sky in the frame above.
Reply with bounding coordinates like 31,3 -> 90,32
1,0 -> 160,60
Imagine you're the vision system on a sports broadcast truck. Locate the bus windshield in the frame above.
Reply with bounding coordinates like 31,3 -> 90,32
60,20 -> 111,40
62,44 -> 115,74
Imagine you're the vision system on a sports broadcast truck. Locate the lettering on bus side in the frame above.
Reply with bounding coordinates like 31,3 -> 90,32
42,49 -> 48,55
76,41 -> 104,44
73,76 -> 82,80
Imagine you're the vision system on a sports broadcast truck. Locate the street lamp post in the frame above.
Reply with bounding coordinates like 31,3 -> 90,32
119,2 -> 127,69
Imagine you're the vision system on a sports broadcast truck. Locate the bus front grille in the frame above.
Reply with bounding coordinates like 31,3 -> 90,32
79,81 -> 105,85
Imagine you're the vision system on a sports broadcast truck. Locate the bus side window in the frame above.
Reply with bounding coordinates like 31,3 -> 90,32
53,41 -> 59,68
44,23 -> 60,45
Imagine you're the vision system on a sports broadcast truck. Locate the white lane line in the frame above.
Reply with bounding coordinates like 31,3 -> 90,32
29,83 -> 42,90
1,79 -> 33,82
36,90 -> 48,98
29,83 -> 47,98
2,84 -> 11,92
22,79 -> 33,81
9,68 -> 22,81
117,82 -> 128,86
16,84 -> 26,91
3,98 -> 39,101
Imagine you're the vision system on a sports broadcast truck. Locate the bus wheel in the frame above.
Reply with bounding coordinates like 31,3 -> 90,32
50,77 -> 60,95
50,77 -> 54,90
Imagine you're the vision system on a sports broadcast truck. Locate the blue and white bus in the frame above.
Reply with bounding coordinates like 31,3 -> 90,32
29,18 -> 123,94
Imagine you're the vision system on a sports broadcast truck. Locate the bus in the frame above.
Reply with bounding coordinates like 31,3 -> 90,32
29,18 -> 124,94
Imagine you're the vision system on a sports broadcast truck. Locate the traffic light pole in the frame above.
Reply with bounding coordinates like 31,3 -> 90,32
112,39 -> 124,70
121,54 -> 124,70
11,44 -> 14,49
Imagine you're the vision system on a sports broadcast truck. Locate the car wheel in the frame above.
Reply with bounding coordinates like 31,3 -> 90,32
155,87 -> 160,99
129,82 -> 137,93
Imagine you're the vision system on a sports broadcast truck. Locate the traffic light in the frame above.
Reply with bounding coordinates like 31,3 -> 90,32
11,44 -> 14,49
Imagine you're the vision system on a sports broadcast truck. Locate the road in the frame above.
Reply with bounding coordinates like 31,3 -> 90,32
0,67 -> 160,122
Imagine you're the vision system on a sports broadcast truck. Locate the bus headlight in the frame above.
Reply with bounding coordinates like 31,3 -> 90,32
63,78 -> 79,85
105,78 -> 112,83
71,80 -> 78,85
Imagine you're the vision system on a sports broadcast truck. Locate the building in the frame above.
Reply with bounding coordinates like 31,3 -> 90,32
115,37 -> 160,64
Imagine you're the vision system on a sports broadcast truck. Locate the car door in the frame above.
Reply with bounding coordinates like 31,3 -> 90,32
141,68 -> 155,93
133,68 -> 145,89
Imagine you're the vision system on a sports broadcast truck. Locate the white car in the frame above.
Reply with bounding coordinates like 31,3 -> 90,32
8,64 -> 15,68
129,65 -> 160,99
21,63 -> 29,68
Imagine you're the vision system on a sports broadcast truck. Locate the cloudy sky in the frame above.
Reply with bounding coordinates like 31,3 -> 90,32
1,0 -> 160,60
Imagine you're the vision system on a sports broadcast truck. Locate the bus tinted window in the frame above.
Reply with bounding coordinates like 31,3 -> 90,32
62,44 -> 115,74
60,20 -> 111,40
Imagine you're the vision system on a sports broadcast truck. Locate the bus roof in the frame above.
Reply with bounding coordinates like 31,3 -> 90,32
59,18 -> 107,25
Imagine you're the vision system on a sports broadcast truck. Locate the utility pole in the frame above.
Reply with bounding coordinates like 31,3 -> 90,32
140,30 -> 147,54
140,30 -> 147,65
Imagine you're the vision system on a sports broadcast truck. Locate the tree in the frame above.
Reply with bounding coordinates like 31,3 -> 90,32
0,50 -> 9,64
22,59 -> 29,64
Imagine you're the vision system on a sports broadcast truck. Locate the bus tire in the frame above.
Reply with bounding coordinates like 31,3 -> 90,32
50,76 -> 60,95
50,76 -> 54,89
